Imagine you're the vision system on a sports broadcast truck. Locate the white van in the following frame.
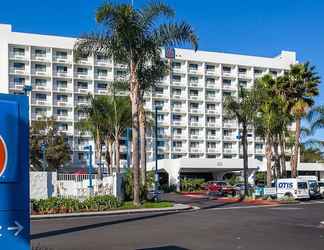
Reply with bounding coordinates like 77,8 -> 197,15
276,178 -> 310,200
297,176 -> 322,199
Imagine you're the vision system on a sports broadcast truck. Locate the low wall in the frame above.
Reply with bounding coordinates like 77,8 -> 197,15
30,171 -> 57,200
30,171 -> 123,200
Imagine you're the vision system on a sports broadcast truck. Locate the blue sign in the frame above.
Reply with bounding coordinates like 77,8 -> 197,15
0,94 -> 30,249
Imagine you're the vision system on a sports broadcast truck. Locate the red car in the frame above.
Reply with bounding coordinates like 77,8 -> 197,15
207,181 -> 236,196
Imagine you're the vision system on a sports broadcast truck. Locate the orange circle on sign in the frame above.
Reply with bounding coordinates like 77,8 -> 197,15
0,136 -> 7,176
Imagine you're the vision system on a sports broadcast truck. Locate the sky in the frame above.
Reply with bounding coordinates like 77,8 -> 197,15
0,0 -> 323,136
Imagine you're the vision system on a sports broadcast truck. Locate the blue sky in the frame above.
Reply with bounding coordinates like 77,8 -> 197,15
1,0 -> 323,136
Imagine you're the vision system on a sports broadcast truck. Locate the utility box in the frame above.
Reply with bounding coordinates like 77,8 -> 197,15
0,94 -> 30,249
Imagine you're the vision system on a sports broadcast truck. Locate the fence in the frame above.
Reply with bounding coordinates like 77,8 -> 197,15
30,171 -> 123,200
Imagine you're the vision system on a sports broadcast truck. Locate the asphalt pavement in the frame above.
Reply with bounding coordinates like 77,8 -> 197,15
31,201 -> 324,250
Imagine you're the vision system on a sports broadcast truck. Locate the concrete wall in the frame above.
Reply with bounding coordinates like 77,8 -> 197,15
30,171 -> 57,200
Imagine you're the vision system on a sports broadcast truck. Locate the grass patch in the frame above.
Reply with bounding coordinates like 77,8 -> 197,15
121,201 -> 173,209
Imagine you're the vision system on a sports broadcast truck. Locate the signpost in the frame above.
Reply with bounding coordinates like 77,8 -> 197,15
0,93 -> 30,249
84,145 -> 94,196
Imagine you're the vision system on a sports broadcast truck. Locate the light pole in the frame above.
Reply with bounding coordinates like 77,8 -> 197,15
154,106 -> 162,200
40,143 -> 47,171
22,85 -> 32,124
84,145 -> 94,196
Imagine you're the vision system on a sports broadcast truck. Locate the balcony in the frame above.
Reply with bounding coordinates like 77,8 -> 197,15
75,73 -> 91,80
32,54 -> 50,62
9,68 -> 28,75
172,121 -> 186,127
188,68 -> 203,75
206,95 -> 221,101
75,58 -> 92,65
171,94 -> 186,99
223,122 -> 237,128
53,71 -> 71,78
33,85 -> 50,92
31,100 -> 50,106
206,109 -> 220,115
255,148 -> 264,154
205,69 -> 218,76
223,85 -> 237,91
31,113 -> 47,120
238,73 -> 251,79
75,130 -> 92,137
190,135 -> 203,140
55,101 -> 73,107
172,107 -> 186,113
206,135 -> 221,140
172,134 -> 187,140
95,59 -> 112,66
206,122 -> 221,128
222,72 -> 236,78
189,121 -> 201,127
223,135 -> 236,141
189,108 -> 203,114
153,93 -> 169,99
53,56 -> 71,64
188,82 -> 203,88
172,80 -> 186,86
173,147 -> 186,153
190,148 -> 203,153
9,83 -> 24,91
55,115 -> 73,122
75,88 -> 91,94
188,95 -> 203,101
54,86 -> 73,93
223,148 -> 238,154
96,89 -> 109,95
207,148 -> 221,153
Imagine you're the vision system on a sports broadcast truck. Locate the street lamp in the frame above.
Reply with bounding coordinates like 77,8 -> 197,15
154,105 -> 162,200
84,145 -> 94,196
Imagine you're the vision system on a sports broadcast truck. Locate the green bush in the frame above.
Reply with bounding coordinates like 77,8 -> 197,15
180,178 -> 205,192
160,184 -> 177,193
31,195 -> 120,214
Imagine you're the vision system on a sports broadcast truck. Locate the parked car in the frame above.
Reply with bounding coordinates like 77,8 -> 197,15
207,181 -> 236,196
318,181 -> 324,198
276,178 -> 310,200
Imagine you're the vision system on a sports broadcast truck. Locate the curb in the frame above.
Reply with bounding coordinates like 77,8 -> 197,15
31,204 -> 192,220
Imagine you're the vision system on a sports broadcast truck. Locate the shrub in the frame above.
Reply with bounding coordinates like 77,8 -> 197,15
160,184 -> 177,193
82,195 -> 121,211
180,178 -> 205,192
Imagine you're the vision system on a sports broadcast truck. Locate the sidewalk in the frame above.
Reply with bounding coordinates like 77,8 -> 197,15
31,203 -> 193,220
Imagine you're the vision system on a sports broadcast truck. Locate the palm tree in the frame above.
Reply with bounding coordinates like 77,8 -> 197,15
74,1 -> 198,205
280,63 -> 320,177
224,87 -> 258,197
76,95 -> 108,178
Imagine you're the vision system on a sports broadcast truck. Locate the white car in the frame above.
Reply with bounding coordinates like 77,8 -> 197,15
318,181 -> 324,198
276,178 -> 310,200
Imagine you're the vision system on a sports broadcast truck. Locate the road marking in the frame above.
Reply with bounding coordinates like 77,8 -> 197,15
269,207 -> 303,210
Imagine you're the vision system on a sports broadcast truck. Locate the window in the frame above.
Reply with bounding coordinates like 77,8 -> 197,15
254,69 -> 263,75
207,103 -> 216,110
207,116 -> 216,123
190,142 -> 199,148
270,70 -> 278,76
206,90 -> 215,97
57,123 -> 68,131
189,89 -> 198,96
78,96 -> 88,102
174,128 -> 182,135
206,78 -> 215,84
35,79 -> 47,86
172,62 -> 181,69
157,128 -> 165,136
155,100 -> 164,107
155,87 -> 164,94
78,81 -> 88,89
255,143 -> 263,149
190,116 -> 199,122
206,65 -> 215,70
35,49 -> 46,57
97,69 -> 108,76
14,77 -> 25,84
172,75 -> 181,82
223,130 -> 231,136
173,114 -> 181,121
173,141 -> 182,148
189,76 -> 198,83
157,141 -> 165,147
157,114 -> 164,121
77,68 -> 88,75
56,51 -> 67,59
238,68 -> 247,73
173,88 -> 181,95
35,108 -> 46,115
223,79 -> 231,85
57,80 -> 67,88
223,143 -> 232,149
239,80 -> 247,87
190,129 -> 199,135
56,65 -> 67,73
97,83 -> 107,89
189,63 -> 198,70
57,109 -> 68,116
97,54 -> 108,61
208,142 -> 216,148
13,47 -> 25,55
36,93 -> 47,100
190,103 -> 199,109
223,66 -> 231,73
13,62 -> 25,70
35,64 -> 46,72
57,95 -> 67,102
208,129 -> 216,136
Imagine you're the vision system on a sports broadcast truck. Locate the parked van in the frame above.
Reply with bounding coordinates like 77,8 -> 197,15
276,178 -> 310,200
297,176 -> 322,199
318,181 -> 324,198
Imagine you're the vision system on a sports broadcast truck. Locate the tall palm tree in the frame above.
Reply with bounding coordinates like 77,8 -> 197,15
74,1 -> 198,205
224,87 -> 258,197
280,63 -> 320,177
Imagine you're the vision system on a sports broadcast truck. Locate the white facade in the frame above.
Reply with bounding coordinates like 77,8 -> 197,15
0,24 -> 297,169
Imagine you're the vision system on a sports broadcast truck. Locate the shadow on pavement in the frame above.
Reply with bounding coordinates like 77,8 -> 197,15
137,246 -> 189,250
31,211 -> 181,240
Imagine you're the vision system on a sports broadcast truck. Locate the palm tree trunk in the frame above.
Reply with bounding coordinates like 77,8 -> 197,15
115,136 -> 121,173
273,135 -> 281,178
130,62 -> 141,206
95,127 -> 102,179
242,123 -> 249,198
265,134 -> 273,187
139,107 -> 147,187
107,138 -> 114,175
291,118 -> 301,178
105,141 -> 110,175
279,133 -> 287,178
